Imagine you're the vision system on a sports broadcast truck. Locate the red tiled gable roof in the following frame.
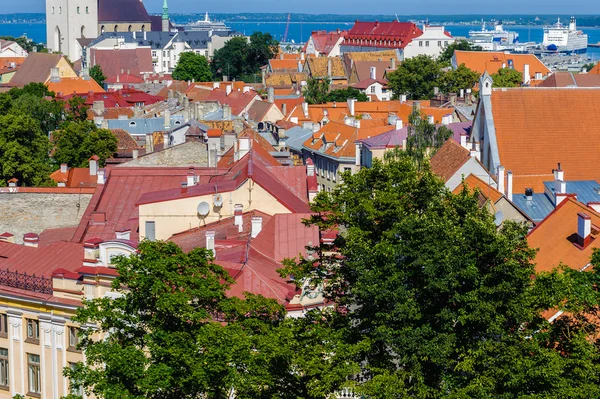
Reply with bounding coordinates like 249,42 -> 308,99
452,173 -> 504,204
304,30 -> 347,55
589,62 -> 600,75
537,72 -> 600,88
8,53 -> 64,87
353,78 -> 388,90
454,51 -> 551,80
269,59 -> 300,72
90,48 -> 153,80
158,80 -> 192,98
50,167 -> 98,188
0,241 -> 83,278
105,73 -> 145,85
527,198 -> 600,273
429,139 -> 471,183
246,100 -> 274,122
345,21 -> 423,49
98,0 -> 151,22
47,77 -> 105,96
61,89 -> 162,108
489,88 -> 600,193
206,89 -> 259,116
86,107 -> 134,120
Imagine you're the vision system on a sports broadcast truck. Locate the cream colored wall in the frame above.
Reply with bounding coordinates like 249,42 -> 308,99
263,105 -> 285,123
55,57 -> 78,79
139,179 -> 294,240
0,71 -> 16,84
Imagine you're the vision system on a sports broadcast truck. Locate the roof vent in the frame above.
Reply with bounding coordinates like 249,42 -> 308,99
525,188 -> 533,201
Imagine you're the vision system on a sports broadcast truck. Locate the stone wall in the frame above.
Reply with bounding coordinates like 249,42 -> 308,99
118,141 -> 209,167
0,192 -> 92,244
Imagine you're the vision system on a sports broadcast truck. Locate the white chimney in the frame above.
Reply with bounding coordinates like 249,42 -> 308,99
213,82 -> 220,89
535,72 -> 542,80
89,157 -> 98,176
143,30 -> 147,40
506,171 -> 513,201
234,204 -> 243,233
347,98 -> 356,117
116,229 -> 131,240
302,102 -> 309,118
187,170 -> 197,187
206,231 -> 215,256
23,233 -> 39,248
577,212 -> 592,248
555,178 -> 567,195
97,169 -> 105,185
301,52 -> 305,60
395,119 -> 403,130
460,133 -> 467,149
238,137 -> 251,159
133,31 -> 136,39
497,165 -> 505,194
226,85 -> 232,96
132,149 -> 139,159
164,110 -> 171,129
554,164 -> 564,182
400,94 -> 407,103
306,161 -> 315,177
251,216 -> 263,238
268,87 -> 275,103
60,163 -> 68,174
459,88 -> 464,98
327,58 -> 332,77
243,86 -> 251,93
355,143 -> 362,167
523,64 -> 530,85
298,60 -> 303,72
370,66 -> 376,80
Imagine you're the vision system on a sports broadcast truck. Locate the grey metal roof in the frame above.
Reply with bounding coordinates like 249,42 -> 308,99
89,31 -> 217,50
107,116 -> 183,135
543,180 -> 600,205
512,193 -> 555,223
259,132 -> 279,146
201,108 -> 242,121
284,126 -> 314,154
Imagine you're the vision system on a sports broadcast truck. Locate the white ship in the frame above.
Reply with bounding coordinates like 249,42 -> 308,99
543,17 -> 588,54
469,21 -> 520,47
184,12 -> 231,32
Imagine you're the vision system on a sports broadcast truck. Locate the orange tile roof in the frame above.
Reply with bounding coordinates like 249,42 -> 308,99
454,51 -> 551,80
452,173 -> 503,203
430,140 -> 472,182
489,88 -> 600,193
47,77 -> 105,95
305,57 -> 346,78
269,59 -> 300,72
590,62 -> 600,75
527,198 -> 600,273
207,128 -> 222,138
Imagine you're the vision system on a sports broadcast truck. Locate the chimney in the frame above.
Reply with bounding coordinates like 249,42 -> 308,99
164,110 -> 171,129
554,163 -> 564,181
525,188 -> 533,202
163,132 -> 170,148
370,66 -> 376,80
355,143 -> 362,167
460,133 -> 467,149
50,68 -> 60,82
306,159 -> 315,177
497,166 -> 505,194
0,233 -> 15,244
187,168 -> 197,187
143,30 -> 147,40
132,149 -> 139,159
390,57 -> 396,69
395,119 -> 403,130
97,169 -> 105,185
535,72 -> 542,80
60,163 -> 68,174
554,177 -> 567,195
327,58 -> 332,77
433,87 -> 439,96
181,182 -> 188,193
302,102 -> 309,118
268,87 -> 275,104
213,82 -> 220,89
238,137 -> 251,160
442,114 -> 452,125
298,60 -> 303,72
205,231 -> 216,256
234,204 -> 243,233
89,156 -> 99,176
223,104 -> 232,120
243,86 -> 251,93
427,115 -> 435,124
82,68 -> 90,81
115,229 -> 131,240
133,31 -> 136,39
523,64 -> 531,85
226,85 -> 232,96
93,101 -> 105,113
506,171 -> 513,201
301,52 -> 305,60
577,212 -> 592,248
23,233 -> 40,248
251,216 -> 263,238
459,88 -> 465,98
400,94 -> 407,104
347,98 -> 356,117
280,53 -> 284,60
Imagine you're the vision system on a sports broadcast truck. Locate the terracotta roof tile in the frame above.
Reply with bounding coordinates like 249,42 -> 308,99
8,53 -> 64,87
452,173 -> 504,203
47,77 -> 105,96
303,30 -> 347,56
305,57 -> 346,78
454,51 -> 550,80
344,22 -> 423,49
430,140 -> 471,183
90,48 -> 154,80
269,59 -> 300,72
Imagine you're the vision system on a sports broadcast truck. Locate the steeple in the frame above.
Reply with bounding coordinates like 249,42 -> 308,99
162,0 -> 170,32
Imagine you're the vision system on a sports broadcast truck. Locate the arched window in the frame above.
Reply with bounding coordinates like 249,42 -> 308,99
114,25 -> 118,33
77,6 -> 80,14
129,121 -> 137,127
101,25 -> 105,34
128,25 -> 132,32
81,26 -> 86,39
86,6 -> 89,14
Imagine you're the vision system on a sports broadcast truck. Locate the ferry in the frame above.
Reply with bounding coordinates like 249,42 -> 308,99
469,21 -> 520,47
183,12 -> 231,32
543,17 -> 588,54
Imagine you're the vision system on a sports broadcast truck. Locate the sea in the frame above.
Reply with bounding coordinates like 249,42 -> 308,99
2,22 -> 600,61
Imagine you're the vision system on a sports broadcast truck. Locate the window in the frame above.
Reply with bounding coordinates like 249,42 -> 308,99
129,121 -> 137,127
370,86 -> 376,94
77,6 -> 80,14
59,7 -> 62,14
425,41 -> 429,47
419,41 -> 423,47
0,348 -> 8,389
28,354 -> 41,395
0,314 -> 7,338
68,327 -> 80,351
152,51 -> 157,57
114,25 -> 118,33
52,7 -> 55,14
438,41 -> 442,47
69,362 -> 83,396
26,319 -> 39,343
145,221 -> 156,242
86,6 -> 89,14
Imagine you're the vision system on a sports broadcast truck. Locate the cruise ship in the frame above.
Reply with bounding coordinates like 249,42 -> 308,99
183,12 -> 231,32
469,21 -> 520,48
543,17 -> 588,54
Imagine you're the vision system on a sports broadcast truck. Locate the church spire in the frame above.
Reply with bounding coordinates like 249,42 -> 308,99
162,0 -> 170,32
162,0 -> 169,20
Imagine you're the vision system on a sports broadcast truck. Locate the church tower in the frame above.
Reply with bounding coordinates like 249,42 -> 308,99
162,0 -> 170,32
46,0 -> 99,62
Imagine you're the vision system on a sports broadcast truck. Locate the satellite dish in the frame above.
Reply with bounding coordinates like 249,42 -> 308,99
494,211 -> 504,227
197,201 -> 210,217
213,194 -> 224,208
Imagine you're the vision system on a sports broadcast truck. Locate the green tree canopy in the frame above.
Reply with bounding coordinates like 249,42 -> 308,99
248,32 -> 280,71
303,77 -> 331,105
211,37 -> 250,80
437,39 -> 483,65
326,87 -> 369,103
51,121 -> 117,168
405,107 -> 453,170
387,55 -> 444,100
172,52 -> 212,82
492,67 -> 523,87
0,36 -> 47,53
89,65 -> 106,88
439,63 -> 479,94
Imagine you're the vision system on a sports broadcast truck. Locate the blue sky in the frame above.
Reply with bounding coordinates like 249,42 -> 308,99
6,0 -> 600,14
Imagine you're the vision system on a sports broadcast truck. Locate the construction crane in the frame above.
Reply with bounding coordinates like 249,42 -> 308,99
283,13 -> 291,42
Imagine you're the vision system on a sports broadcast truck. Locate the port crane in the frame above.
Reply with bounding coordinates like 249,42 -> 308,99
283,13 -> 291,42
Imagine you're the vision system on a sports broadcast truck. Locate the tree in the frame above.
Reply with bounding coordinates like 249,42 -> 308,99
326,87 -> 369,103
439,64 -> 479,94
386,55 -> 444,100
582,62 -> 597,72
438,39 -> 483,65
280,150 -> 600,397
0,113 -> 52,186
52,121 -> 117,168
248,32 -> 279,71
211,37 -> 250,80
65,96 -> 90,123
63,240 -> 358,399
303,77 -> 331,105
89,65 -> 106,88
405,106 -> 453,171
492,67 -> 523,88
172,52 -> 212,82
0,36 -> 47,53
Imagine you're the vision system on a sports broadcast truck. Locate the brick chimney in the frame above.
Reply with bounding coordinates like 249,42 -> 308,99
23,233 -> 39,248
577,212 -> 592,248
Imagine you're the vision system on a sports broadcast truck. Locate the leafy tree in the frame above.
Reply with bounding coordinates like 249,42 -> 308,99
439,63 -> 479,94
63,240 -> 357,399
438,39 -> 483,65
10,94 -> 65,135
582,62 -> 597,72
325,87 -> 369,103
492,67 -> 523,88
280,150 -> 600,397
387,55 -> 444,100
52,121 -> 117,168
0,113 -> 52,186
172,52 -> 212,82
0,36 -> 47,53
248,32 -> 279,71
89,65 -> 106,88
65,96 -> 90,123
405,107 -> 453,170
211,37 -> 250,80
303,77 -> 331,105
8,82 -> 54,99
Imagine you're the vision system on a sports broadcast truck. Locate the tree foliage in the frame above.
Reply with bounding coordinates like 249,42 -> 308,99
492,67 -> 523,88
280,151 -> 600,397
248,32 -> 279,71
439,63 -> 479,95
438,39 -> 483,65
172,52 -> 212,82
326,87 -> 369,103
303,77 -> 331,105
0,36 -> 47,53
405,107 -> 453,170
387,55 -> 445,100
51,121 -> 117,168
89,65 -> 106,88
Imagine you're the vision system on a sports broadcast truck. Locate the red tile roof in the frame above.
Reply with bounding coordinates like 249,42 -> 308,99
59,89 -> 162,108
344,21 -> 423,49
429,140 -> 471,183
105,72 -> 145,85
206,89 -> 259,116
98,0 -> 151,22
303,30 -> 347,55
0,241 -> 83,278
90,48 -> 154,80
47,77 -> 105,96
454,51 -> 551,80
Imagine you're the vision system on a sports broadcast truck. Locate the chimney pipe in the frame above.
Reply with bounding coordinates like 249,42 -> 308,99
206,231 -> 216,256
97,169 -> 105,185
577,212 -> 592,248
89,156 -> 98,176
523,64 -> 531,85
395,119 -> 403,130
460,133 -> 467,149
268,87 -> 275,104
370,66 -> 376,80
60,163 -> 68,174
355,143 -> 362,168
234,204 -> 243,233
251,216 -> 263,238
497,166 -> 505,194
23,233 -> 39,248
347,98 -> 356,117
506,171 -> 513,201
